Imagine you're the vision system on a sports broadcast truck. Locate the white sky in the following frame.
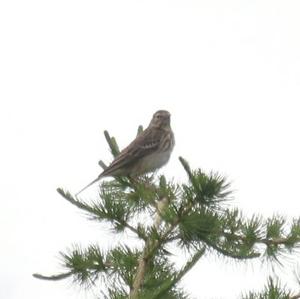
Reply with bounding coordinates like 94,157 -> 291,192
1,1 -> 300,298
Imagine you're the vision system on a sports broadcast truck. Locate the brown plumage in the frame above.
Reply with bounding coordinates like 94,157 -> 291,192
76,110 -> 174,196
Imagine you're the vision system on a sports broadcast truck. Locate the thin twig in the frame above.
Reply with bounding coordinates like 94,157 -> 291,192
33,272 -> 73,280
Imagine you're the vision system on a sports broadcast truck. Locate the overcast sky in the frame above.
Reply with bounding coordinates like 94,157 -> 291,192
1,1 -> 300,298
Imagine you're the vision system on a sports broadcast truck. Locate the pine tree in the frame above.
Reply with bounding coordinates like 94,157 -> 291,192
34,129 -> 300,299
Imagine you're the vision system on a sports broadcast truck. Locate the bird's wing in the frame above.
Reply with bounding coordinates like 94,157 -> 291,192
100,128 -> 162,177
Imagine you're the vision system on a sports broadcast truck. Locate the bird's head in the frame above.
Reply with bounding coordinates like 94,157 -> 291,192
149,110 -> 171,129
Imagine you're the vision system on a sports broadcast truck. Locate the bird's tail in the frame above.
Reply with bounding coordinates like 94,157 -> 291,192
75,176 -> 101,197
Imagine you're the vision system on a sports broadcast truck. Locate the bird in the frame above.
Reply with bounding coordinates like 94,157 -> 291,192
76,110 -> 175,196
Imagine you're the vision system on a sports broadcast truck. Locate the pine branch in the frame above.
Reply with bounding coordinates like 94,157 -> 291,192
39,151 -> 300,298
149,248 -> 206,299
179,156 -> 231,208
56,188 -> 142,239
98,160 -> 108,169
130,191 -> 186,297
221,215 -> 300,262
232,234 -> 300,248
178,157 -> 193,181
104,130 -> 120,157
242,276 -> 300,299
136,125 -> 143,136
59,244 -> 115,287
177,248 -> 206,280
130,187 -> 180,298
33,271 -> 73,280
204,238 -> 260,260
130,253 -> 147,299
130,218 -> 169,298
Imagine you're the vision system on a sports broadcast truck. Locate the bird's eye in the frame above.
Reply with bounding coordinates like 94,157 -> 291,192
156,115 -> 161,119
